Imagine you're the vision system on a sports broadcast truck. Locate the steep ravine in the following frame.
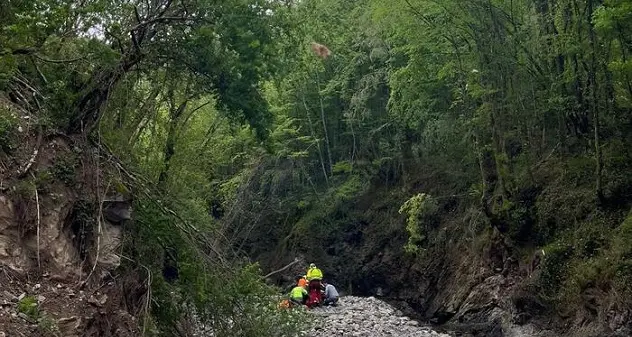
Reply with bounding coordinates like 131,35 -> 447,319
259,188 -> 632,337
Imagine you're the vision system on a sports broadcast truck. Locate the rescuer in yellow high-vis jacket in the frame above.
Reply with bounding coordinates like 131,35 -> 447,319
306,263 -> 323,281
289,285 -> 308,305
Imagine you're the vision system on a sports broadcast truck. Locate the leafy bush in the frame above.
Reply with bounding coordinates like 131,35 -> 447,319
38,316 -> 61,336
17,295 -> 39,319
0,56 -> 18,89
565,156 -> 596,186
332,161 -> 353,174
332,174 -> 365,202
127,196 -> 307,337
609,213 -> 632,294
540,212 -> 632,308
0,109 -> 18,153
398,193 -> 438,254
537,239 -> 574,299
50,155 -> 78,186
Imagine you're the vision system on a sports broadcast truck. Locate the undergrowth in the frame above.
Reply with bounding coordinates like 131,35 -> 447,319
17,294 -> 61,335
17,295 -> 39,319
398,193 -> 438,254
0,108 -> 18,153
532,171 -> 632,318
125,195 -> 307,337
50,154 -> 78,186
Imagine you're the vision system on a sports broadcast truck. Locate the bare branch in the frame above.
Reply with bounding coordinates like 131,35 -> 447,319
5,48 -> 37,56
134,5 -> 143,24
33,54 -> 84,64
261,258 -> 300,280
176,100 -> 213,138
17,132 -> 42,178
129,16 -> 191,32
105,28 -> 126,54
156,0 -> 175,19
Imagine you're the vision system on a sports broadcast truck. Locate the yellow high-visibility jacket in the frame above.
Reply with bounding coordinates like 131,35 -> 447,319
306,267 -> 323,281
290,286 -> 308,300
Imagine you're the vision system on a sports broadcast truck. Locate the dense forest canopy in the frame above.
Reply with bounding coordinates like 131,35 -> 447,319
1,0 -> 632,335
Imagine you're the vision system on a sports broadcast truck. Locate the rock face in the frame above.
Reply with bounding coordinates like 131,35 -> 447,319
306,296 -> 452,337
0,136 -> 129,277
0,110 -> 139,337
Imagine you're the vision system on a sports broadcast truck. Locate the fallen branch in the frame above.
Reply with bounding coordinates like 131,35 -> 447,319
17,131 -> 42,178
261,258 -> 300,280
17,148 -> 39,178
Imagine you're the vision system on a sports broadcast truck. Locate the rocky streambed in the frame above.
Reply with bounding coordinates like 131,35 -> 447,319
305,296 -> 452,337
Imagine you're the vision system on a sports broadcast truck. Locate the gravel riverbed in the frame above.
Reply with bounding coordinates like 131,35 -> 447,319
304,296 -> 452,337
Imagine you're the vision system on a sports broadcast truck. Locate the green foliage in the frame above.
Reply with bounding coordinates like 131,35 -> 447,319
3,0 -> 632,331
565,156 -> 597,186
50,155 -> 77,186
17,295 -> 60,335
38,315 -> 61,337
538,240 -> 575,299
611,214 -> 632,293
0,108 -> 17,153
333,175 -> 365,202
398,193 -> 438,254
0,56 -> 18,88
127,196 -> 308,337
17,295 -> 39,319
12,179 -> 34,200
332,161 -> 353,175
579,213 -> 632,290
289,173 -> 369,244
33,170 -> 55,194
534,210 -> 632,310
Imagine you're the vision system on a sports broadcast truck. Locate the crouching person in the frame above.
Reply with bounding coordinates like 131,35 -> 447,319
289,284 -> 308,307
322,280 -> 339,306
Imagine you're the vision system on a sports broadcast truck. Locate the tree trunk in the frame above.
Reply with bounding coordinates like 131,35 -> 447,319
586,0 -> 603,203
67,52 -> 143,134
158,100 -> 188,185
302,92 -> 329,185
617,27 -> 632,101
316,72 -> 334,176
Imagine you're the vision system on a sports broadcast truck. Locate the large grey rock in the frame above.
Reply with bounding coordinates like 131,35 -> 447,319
103,194 -> 132,223
97,221 -> 122,270
57,316 -> 81,337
